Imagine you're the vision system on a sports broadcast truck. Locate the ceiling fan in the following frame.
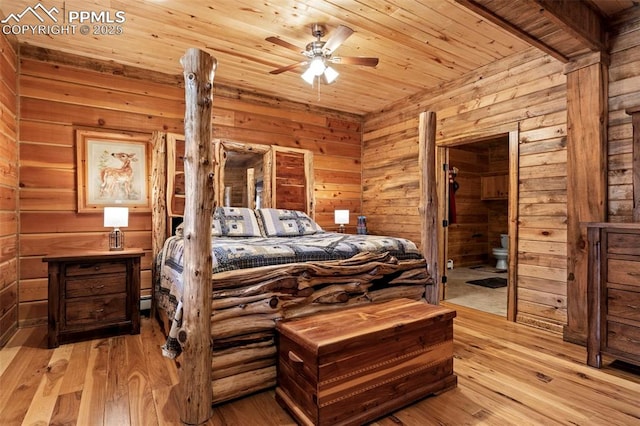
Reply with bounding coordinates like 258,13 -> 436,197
266,23 -> 379,84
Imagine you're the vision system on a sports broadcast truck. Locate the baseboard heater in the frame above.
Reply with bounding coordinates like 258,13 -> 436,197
140,296 -> 152,311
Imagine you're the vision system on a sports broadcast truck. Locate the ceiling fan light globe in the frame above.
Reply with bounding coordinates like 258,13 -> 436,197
301,67 -> 316,85
324,66 -> 339,84
309,56 -> 326,76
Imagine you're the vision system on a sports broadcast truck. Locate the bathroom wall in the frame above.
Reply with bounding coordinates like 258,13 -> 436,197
486,140 -> 509,256
447,139 -> 509,268
447,146 -> 489,267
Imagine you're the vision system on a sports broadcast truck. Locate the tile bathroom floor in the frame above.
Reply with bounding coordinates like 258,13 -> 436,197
443,265 -> 508,316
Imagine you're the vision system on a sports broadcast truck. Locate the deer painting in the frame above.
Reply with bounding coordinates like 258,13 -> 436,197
99,152 -> 138,199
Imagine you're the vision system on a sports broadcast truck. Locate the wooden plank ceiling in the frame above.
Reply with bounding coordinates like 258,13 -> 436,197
1,0 -> 636,115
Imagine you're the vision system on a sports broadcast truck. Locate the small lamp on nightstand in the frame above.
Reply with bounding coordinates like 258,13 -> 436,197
334,209 -> 349,233
104,206 -> 129,251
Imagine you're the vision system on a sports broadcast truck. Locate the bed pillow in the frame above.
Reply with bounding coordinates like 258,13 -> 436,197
173,215 -> 224,237
256,208 -> 323,236
215,207 -> 262,237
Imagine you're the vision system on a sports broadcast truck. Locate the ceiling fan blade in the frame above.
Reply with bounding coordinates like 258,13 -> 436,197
323,25 -> 354,54
266,36 -> 302,53
331,56 -> 379,67
269,61 -> 308,74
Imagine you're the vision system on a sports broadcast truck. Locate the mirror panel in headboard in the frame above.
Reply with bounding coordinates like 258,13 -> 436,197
273,146 -> 314,217
163,133 -> 315,222
166,133 -> 186,218
216,140 -> 272,209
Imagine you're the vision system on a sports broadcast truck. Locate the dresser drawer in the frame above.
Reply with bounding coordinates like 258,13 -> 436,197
66,261 -> 127,277
607,259 -> 640,288
607,232 -> 640,256
607,321 -> 640,356
65,274 -> 127,298
65,294 -> 127,327
607,289 -> 640,322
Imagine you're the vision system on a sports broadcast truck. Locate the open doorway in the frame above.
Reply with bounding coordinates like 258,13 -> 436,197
437,130 -> 518,320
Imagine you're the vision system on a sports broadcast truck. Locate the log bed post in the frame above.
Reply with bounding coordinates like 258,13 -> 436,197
179,48 -> 217,425
419,111 -> 439,304
150,131 -> 167,318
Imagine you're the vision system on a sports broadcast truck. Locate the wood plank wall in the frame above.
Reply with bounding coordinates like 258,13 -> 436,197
363,11 -> 640,333
446,141 -> 509,268
0,31 -> 18,345
447,146 -> 489,267
363,48 -> 569,333
486,141 -> 509,259
16,49 -> 362,327
607,12 -> 640,222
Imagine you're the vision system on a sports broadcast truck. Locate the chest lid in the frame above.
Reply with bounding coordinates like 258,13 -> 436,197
276,299 -> 455,355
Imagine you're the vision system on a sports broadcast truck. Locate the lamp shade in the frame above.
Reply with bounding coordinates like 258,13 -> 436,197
104,207 -> 129,228
334,209 -> 349,225
309,56 -> 326,76
323,66 -> 339,84
301,66 -> 315,85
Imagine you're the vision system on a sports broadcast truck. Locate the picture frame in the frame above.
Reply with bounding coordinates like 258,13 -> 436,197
76,130 -> 151,213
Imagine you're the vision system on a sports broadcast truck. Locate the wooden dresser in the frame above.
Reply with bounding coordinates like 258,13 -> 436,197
44,249 -> 144,348
587,223 -> 640,368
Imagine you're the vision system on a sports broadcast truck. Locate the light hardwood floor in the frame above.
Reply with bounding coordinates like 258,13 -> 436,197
1,304 -> 639,425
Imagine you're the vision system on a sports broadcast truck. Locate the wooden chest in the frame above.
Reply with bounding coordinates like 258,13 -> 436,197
275,299 -> 457,426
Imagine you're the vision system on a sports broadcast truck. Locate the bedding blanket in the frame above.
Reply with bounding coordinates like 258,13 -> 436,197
157,232 -> 423,358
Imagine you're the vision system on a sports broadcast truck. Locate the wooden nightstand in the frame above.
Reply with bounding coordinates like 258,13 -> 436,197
44,249 -> 144,348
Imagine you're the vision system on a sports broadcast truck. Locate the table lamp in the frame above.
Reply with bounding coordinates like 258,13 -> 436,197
334,209 -> 349,233
104,206 -> 129,250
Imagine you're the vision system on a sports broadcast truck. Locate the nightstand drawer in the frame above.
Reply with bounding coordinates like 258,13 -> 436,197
607,232 -> 640,256
66,261 -> 127,277
607,289 -> 640,322
66,274 -> 127,298
607,259 -> 640,288
65,294 -> 127,327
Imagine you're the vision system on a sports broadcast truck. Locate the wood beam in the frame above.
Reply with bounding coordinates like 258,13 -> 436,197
563,55 -> 608,345
454,0 -> 570,63
533,0 -> 606,52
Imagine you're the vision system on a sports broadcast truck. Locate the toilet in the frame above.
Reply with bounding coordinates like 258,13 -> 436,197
492,234 -> 509,271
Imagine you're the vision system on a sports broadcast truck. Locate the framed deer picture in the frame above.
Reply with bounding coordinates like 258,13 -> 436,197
76,130 -> 151,213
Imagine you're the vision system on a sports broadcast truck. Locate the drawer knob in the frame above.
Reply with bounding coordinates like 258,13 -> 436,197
93,285 -> 105,290
94,265 -> 101,271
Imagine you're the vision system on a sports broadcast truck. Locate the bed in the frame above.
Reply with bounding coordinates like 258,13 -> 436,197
148,58 -> 440,422
154,206 -> 435,404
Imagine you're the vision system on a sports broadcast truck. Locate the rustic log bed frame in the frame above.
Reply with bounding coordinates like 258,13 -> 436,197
150,49 -> 440,424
